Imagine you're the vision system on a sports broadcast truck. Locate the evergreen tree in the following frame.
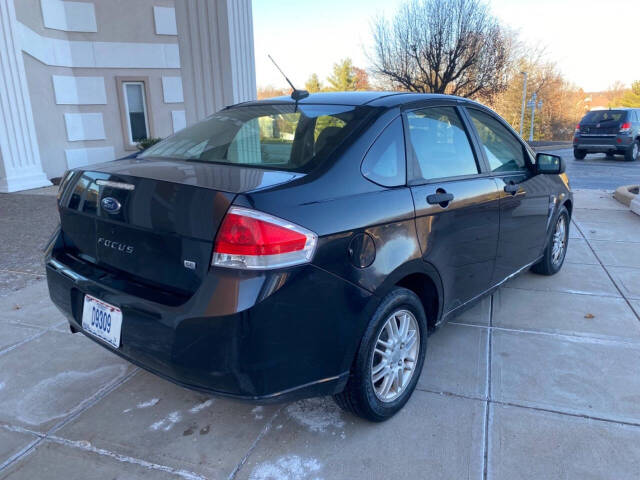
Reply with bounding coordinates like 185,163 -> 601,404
619,81 -> 640,108
326,58 -> 357,91
305,73 -> 323,93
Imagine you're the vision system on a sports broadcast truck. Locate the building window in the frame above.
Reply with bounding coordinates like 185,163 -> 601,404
116,77 -> 154,150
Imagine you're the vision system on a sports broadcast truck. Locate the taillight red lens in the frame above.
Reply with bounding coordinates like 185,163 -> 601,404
215,213 -> 307,256
574,124 -> 580,134
620,122 -> 631,132
212,207 -> 317,270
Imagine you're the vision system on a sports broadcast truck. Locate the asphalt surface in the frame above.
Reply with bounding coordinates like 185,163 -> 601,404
543,148 -> 640,190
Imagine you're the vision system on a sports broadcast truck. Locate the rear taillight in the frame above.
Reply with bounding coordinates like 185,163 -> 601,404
212,206 -> 317,270
574,124 -> 580,135
620,122 -> 631,133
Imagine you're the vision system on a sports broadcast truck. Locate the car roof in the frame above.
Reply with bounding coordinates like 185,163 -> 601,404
236,91 -> 475,108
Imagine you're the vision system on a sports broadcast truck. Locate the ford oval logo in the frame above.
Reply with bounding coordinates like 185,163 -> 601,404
101,197 -> 121,214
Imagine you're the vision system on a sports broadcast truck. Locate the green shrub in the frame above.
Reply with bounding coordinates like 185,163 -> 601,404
136,137 -> 163,151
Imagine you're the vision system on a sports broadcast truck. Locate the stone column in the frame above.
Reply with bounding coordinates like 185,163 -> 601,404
0,0 -> 51,192
174,0 -> 257,126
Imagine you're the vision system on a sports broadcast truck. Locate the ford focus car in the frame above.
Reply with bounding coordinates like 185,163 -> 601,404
46,92 -> 572,421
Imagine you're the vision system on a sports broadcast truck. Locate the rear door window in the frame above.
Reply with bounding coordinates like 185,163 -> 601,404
361,117 -> 406,187
467,108 -> 528,173
405,106 -> 479,182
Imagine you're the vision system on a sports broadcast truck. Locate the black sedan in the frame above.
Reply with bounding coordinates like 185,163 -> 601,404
46,91 -> 572,421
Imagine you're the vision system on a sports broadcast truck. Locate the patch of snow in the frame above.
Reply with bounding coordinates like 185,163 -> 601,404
138,398 -> 159,409
15,365 -> 127,426
285,397 -> 345,433
124,397 -> 159,413
150,410 -> 182,432
249,455 -> 322,480
252,406 -> 264,420
189,399 -> 213,414
149,420 -> 163,431
0,381 -> 5,391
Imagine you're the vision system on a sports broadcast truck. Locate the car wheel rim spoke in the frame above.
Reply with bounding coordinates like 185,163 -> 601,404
551,216 -> 566,265
404,329 -> 417,351
371,309 -> 420,403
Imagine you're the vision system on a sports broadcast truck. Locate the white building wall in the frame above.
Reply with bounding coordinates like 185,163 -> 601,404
175,0 -> 257,125
0,0 -> 51,192
23,57 -> 183,177
1,0 -> 257,188
153,6 -> 177,35
52,75 -> 107,104
162,76 -> 184,103
40,0 -> 97,33
10,0 -> 185,180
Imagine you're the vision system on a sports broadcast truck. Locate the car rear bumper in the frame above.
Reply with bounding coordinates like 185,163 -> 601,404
574,135 -> 633,152
46,252 -> 376,403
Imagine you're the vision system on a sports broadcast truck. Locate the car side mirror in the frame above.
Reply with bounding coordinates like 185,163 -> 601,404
536,153 -> 565,175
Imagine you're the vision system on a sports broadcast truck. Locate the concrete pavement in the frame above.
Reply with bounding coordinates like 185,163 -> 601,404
0,189 -> 639,479
0,187 -> 58,298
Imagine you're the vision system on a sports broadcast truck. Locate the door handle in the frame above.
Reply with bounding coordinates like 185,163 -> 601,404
427,191 -> 454,207
504,183 -> 519,195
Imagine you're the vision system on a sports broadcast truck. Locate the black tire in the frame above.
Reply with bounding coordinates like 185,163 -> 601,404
333,287 -> 428,422
624,140 -> 639,162
531,206 -> 570,276
573,149 -> 586,160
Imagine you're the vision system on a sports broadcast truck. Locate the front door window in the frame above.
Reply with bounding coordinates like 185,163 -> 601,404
467,108 -> 529,173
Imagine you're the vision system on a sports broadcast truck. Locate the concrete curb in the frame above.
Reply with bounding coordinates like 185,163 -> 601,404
528,141 -> 574,152
631,197 -> 640,216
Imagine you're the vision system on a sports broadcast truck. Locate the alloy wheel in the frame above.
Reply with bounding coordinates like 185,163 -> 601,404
371,309 -> 420,403
551,215 -> 567,265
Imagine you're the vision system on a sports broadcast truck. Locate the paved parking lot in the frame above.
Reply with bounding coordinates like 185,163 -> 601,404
544,148 -> 640,190
1,189 -> 639,479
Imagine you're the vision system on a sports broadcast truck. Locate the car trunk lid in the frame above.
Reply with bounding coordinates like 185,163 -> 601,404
57,160 -> 303,296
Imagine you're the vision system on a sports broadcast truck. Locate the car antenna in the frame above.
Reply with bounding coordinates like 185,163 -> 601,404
268,54 -> 309,105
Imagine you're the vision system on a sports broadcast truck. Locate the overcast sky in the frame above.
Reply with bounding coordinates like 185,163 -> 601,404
252,0 -> 637,92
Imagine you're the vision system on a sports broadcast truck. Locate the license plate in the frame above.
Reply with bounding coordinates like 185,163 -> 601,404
81,294 -> 122,348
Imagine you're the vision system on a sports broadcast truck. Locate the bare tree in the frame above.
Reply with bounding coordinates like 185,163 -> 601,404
370,0 -> 513,100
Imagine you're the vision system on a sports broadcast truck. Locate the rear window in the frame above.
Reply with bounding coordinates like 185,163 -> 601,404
140,104 -> 372,172
582,110 -> 627,123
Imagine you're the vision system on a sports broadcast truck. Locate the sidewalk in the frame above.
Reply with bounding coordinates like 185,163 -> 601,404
0,189 -> 639,479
